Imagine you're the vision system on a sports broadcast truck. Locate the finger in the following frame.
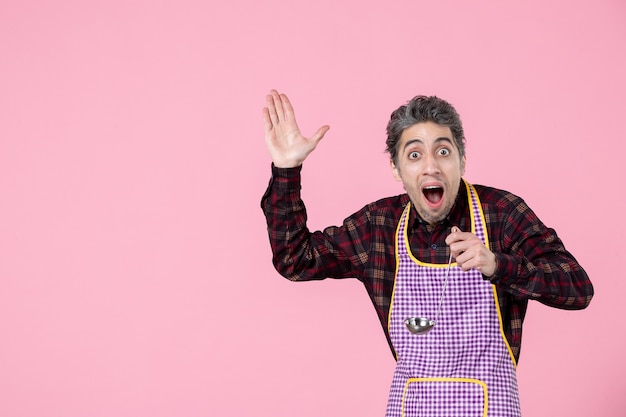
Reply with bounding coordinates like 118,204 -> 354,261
450,242 -> 468,260
266,93 -> 279,125
280,93 -> 295,122
460,256 -> 481,272
272,90 -> 285,122
453,250 -> 474,271
445,226 -> 462,245
262,107 -> 273,133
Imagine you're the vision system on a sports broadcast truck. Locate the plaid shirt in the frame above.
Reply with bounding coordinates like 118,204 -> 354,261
261,165 -> 593,362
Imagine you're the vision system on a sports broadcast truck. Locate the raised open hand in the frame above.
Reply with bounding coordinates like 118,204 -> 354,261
263,90 -> 330,168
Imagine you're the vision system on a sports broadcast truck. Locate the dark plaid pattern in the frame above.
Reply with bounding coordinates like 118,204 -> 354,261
261,165 -> 594,362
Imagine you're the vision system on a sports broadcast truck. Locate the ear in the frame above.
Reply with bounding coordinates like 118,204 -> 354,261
390,159 -> 402,182
460,155 -> 466,176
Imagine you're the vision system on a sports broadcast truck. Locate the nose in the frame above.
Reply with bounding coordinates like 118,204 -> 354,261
423,154 -> 441,174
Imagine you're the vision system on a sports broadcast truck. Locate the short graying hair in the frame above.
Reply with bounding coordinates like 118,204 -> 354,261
386,95 -> 466,164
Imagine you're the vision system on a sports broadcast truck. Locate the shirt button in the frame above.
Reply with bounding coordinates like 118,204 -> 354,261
431,244 -> 438,250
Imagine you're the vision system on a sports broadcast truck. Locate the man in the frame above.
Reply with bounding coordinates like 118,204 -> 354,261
261,89 -> 593,416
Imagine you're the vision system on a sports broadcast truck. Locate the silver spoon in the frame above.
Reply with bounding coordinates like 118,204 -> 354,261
404,253 -> 453,335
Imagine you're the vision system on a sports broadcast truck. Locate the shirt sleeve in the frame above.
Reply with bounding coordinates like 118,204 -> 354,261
260,164 -> 370,281
489,195 -> 593,310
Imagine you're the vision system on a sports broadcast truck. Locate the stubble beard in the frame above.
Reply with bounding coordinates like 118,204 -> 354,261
412,197 -> 455,226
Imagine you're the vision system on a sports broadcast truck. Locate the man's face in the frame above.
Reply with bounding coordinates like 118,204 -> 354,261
391,121 -> 466,225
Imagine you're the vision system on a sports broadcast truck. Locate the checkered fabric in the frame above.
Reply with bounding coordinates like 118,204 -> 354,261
386,185 -> 521,417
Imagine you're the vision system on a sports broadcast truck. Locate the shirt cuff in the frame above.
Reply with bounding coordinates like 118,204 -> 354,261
488,252 -> 520,284
271,163 -> 302,178
270,163 -> 302,191
260,164 -> 303,211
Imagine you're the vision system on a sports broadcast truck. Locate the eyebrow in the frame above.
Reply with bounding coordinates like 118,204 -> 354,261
402,137 -> 454,152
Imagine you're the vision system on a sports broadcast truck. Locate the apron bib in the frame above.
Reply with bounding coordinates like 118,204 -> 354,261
386,181 -> 521,417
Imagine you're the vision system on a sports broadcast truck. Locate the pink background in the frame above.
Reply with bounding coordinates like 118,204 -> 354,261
1,1 -> 624,416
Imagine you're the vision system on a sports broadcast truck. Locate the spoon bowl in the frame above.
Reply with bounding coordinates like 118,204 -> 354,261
404,317 -> 436,334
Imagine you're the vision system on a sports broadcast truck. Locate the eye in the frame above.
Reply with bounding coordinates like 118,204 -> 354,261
408,151 -> 420,159
438,148 -> 450,156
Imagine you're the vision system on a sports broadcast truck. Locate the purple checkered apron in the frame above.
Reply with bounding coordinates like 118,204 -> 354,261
386,182 -> 521,417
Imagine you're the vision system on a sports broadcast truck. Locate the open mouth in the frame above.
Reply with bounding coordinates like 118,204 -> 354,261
422,185 -> 444,205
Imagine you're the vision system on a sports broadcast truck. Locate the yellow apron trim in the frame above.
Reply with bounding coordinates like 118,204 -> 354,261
465,180 -> 477,236
387,203 -> 409,356
492,285 -> 518,367
464,180 -> 490,249
401,377 -> 488,417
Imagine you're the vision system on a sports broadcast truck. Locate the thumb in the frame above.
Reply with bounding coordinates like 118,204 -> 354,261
311,125 -> 330,144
